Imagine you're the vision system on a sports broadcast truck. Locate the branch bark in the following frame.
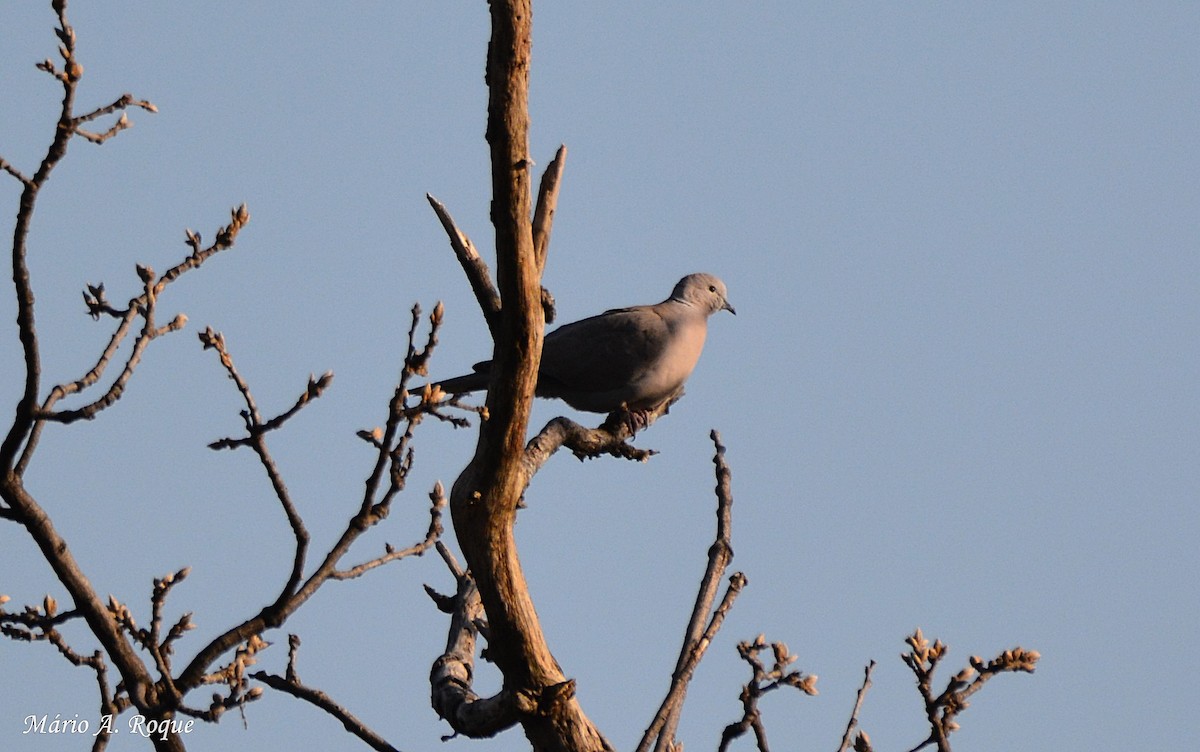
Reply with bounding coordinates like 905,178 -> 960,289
638,432 -> 744,752
428,543 -> 524,738
442,2 -> 610,750
837,661 -> 876,752
0,5 -> 179,748
253,636 -> 400,752
428,194 -> 502,338
176,307 -> 446,694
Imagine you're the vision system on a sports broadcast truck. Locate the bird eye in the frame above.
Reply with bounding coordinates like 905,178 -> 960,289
708,285 -> 717,293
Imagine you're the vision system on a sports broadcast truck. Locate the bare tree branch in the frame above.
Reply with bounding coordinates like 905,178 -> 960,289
1,4 -> 164,474
1,0 -> 155,475
901,629 -> 1040,752
521,408 -> 663,470
253,635 -> 401,752
639,573 -> 747,752
206,367 -> 335,450
440,2 -> 613,750
198,327 -> 313,600
531,144 -> 566,277
174,304 -> 447,694
0,592 -> 128,748
15,206 -> 249,482
144,568 -> 195,701
362,303 -> 446,513
837,661 -> 876,752
427,194 -> 502,338
641,429 -> 738,752
0,11 -> 184,746
332,482 -> 445,579
428,543 -> 524,739
717,636 -> 818,752
0,155 -> 31,186
73,91 -> 156,125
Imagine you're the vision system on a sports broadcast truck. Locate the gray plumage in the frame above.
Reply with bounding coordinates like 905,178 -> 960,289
429,273 -> 734,413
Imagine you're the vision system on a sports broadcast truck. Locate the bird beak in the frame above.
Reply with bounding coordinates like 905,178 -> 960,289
723,300 -> 736,315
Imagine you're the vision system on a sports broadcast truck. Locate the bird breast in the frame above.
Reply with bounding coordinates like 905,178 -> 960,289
626,315 -> 707,408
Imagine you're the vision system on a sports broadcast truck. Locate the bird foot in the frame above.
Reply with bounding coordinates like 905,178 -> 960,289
624,408 -> 653,434
602,404 -> 654,436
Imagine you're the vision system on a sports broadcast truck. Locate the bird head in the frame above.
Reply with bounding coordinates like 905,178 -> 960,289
672,273 -> 736,316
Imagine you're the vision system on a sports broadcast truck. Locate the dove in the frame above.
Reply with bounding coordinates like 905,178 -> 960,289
422,273 -> 734,414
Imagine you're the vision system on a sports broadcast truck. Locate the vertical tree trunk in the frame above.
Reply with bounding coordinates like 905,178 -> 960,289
447,2 -> 611,751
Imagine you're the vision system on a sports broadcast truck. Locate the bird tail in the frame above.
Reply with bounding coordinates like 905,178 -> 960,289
409,370 -> 490,400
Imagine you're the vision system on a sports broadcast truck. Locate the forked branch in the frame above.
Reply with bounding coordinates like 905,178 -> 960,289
638,431 -> 747,752
0,0 -> 159,477
252,635 -> 400,752
717,635 -> 819,752
428,543 -> 525,738
901,629 -> 1040,752
173,304 -> 448,704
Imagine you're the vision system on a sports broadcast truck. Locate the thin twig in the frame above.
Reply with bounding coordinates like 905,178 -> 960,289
199,327 -> 314,605
73,92 -> 156,125
146,567 -> 193,700
901,629 -> 1040,752
650,429 -> 736,752
253,636 -> 400,752
174,304 -> 446,693
837,661 -> 876,752
360,304 -> 442,516
639,573 -> 748,752
33,268 -> 183,426
0,156 -> 31,186
717,637 -> 818,752
332,482 -> 445,579
207,369 -> 335,450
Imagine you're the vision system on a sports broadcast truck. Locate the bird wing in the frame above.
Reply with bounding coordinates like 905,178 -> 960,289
535,304 -> 671,398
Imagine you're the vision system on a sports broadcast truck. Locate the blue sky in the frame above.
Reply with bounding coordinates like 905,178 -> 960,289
1,3 -> 1197,751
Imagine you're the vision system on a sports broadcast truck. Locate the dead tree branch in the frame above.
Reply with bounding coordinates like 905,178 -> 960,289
531,145 -> 566,274
428,542 -> 525,738
426,7 -> 740,750
520,397 -> 675,471
427,194 -> 502,338
432,3 -> 613,749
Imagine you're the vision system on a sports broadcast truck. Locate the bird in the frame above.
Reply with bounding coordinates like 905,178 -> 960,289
420,273 -> 734,414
